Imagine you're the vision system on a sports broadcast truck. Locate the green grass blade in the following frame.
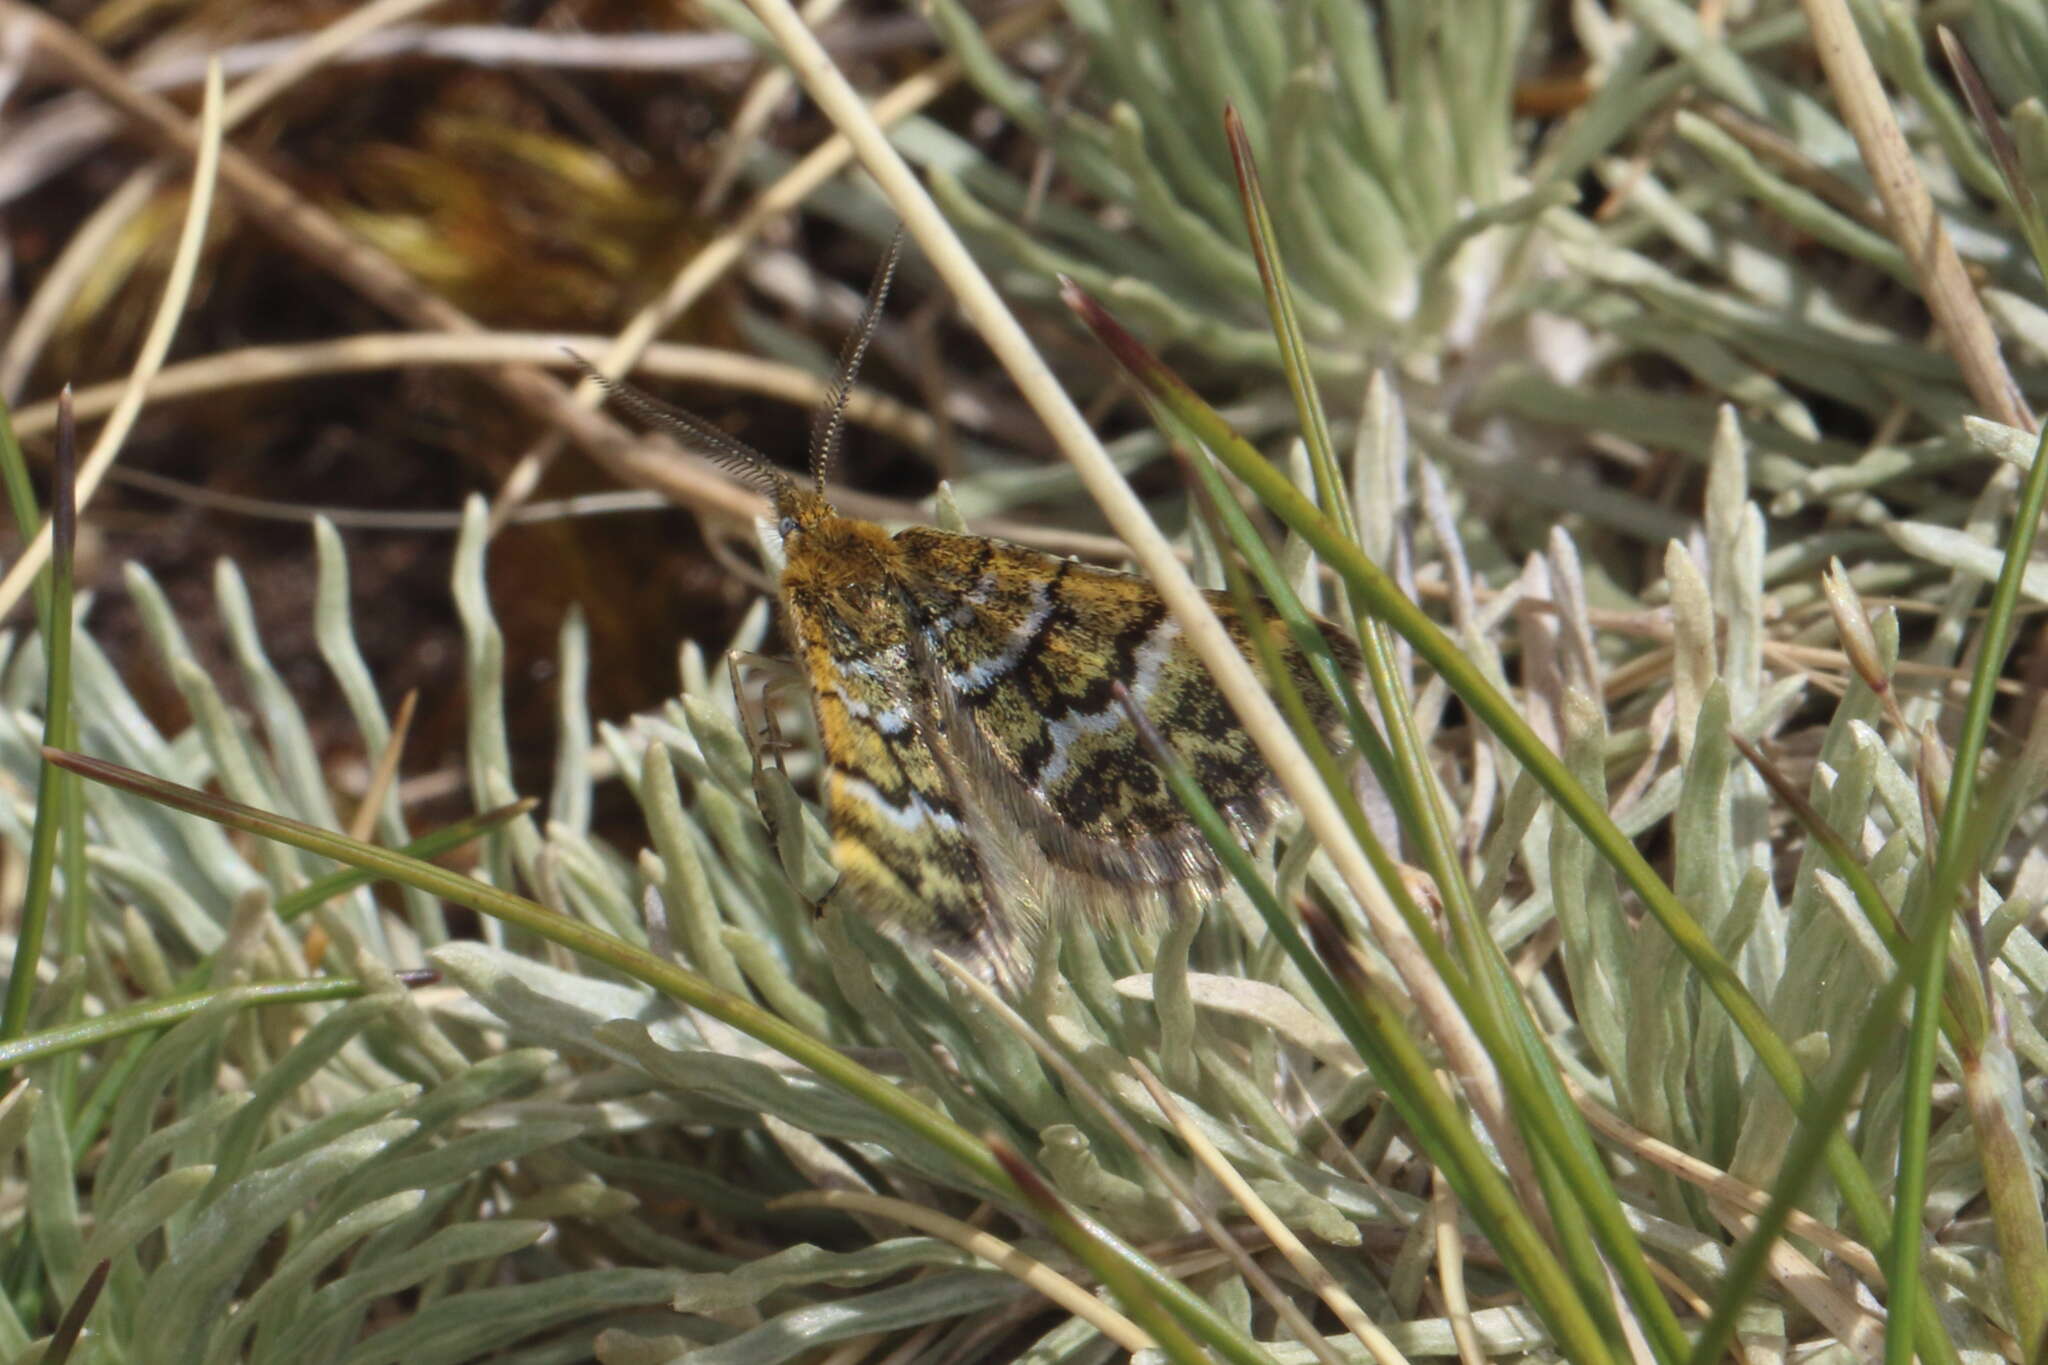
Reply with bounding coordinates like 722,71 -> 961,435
1224,107 -> 1354,545
1691,950 -> 1913,1365
1892,413 -> 2048,1361
59,802 -> 529,1153
274,798 -> 538,922
0,394 -> 80,1084
1736,732 -> 1975,1042
0,974 -> 421,1071
988,1140 -> 1216,1365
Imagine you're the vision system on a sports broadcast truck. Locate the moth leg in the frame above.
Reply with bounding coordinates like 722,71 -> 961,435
726,649 -> 830,909
725,649 -> 805,777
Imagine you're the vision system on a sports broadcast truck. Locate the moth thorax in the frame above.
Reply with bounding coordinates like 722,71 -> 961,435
782,514 -> 898,592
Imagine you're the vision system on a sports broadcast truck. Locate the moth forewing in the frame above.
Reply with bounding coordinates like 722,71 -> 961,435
893,526 -> 1357,928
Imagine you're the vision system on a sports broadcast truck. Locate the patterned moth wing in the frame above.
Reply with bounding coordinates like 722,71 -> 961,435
892,526 -> 1361,925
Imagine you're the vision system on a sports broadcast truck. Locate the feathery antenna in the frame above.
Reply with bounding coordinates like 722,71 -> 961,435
808,230 -> 904,493
565,351 -> 787,494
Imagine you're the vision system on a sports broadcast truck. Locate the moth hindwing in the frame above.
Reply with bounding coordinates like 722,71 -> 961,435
600,236 -> 1358,963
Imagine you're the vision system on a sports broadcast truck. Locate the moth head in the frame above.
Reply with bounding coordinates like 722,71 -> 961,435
771,481 -> 834,542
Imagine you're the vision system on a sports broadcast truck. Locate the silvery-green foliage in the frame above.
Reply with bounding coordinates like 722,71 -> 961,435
924,0 -> 1532,358
912,0 -> 2048,559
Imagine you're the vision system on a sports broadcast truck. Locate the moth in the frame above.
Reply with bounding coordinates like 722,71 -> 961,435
589,238 -> 1357,963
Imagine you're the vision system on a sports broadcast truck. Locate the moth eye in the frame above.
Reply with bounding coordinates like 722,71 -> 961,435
778,516 -> 799,538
